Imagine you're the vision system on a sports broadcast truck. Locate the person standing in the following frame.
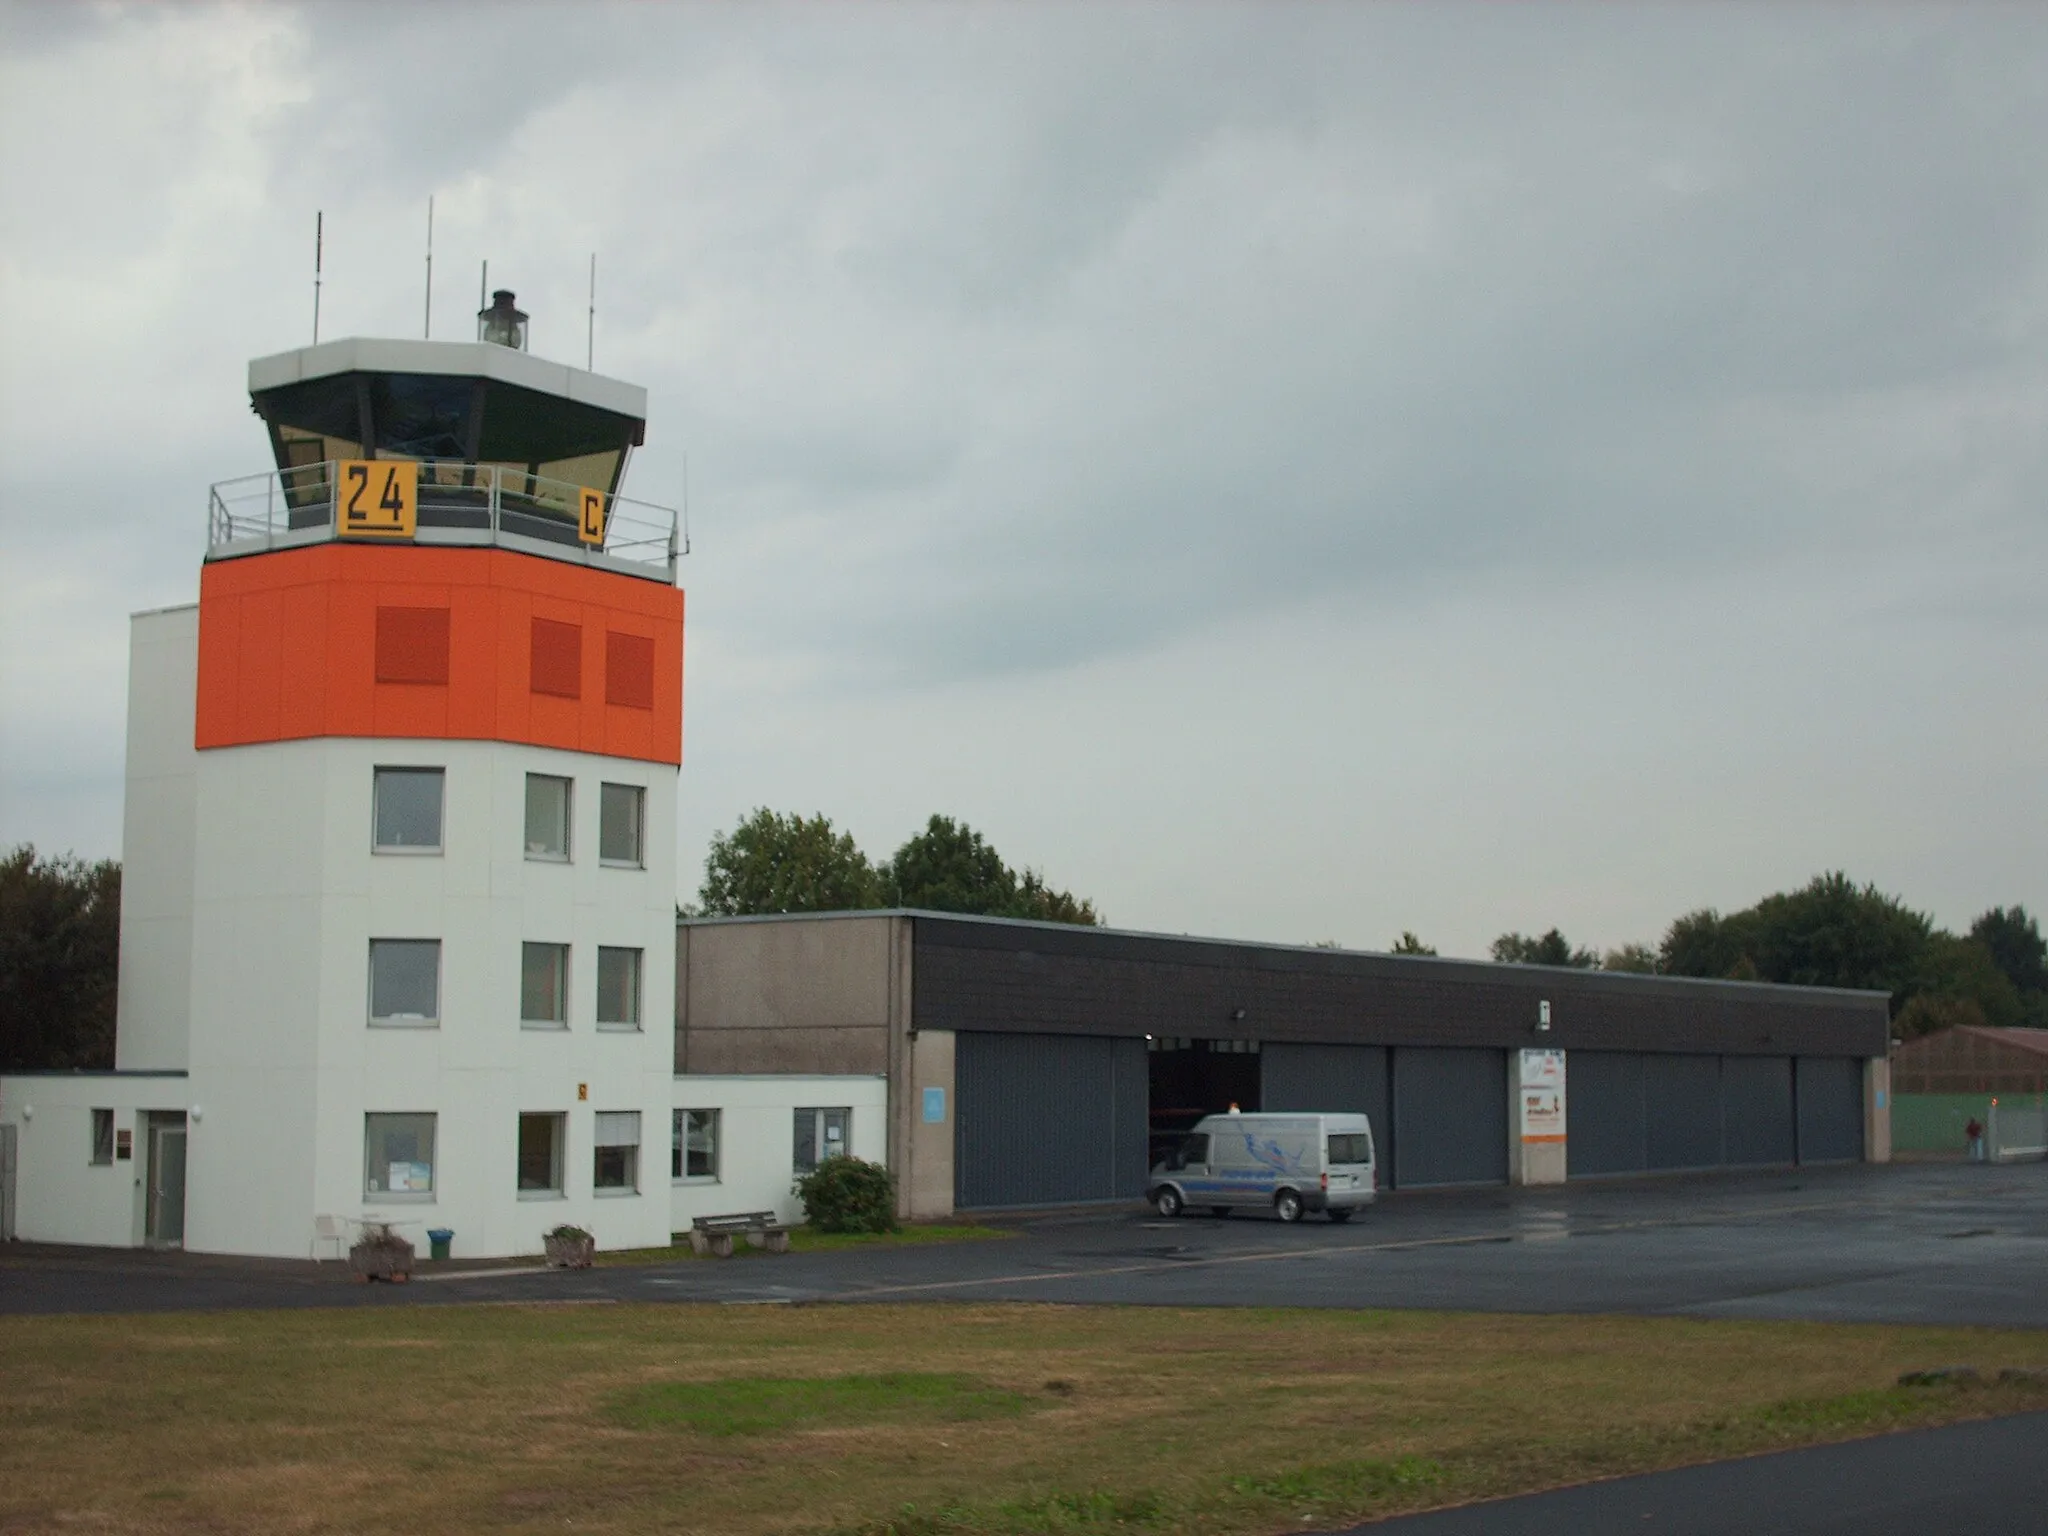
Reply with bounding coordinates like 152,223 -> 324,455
1964,1116 -> 1985,1162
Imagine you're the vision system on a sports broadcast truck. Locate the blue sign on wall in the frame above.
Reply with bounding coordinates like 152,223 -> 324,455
922,1086 -> 946,1124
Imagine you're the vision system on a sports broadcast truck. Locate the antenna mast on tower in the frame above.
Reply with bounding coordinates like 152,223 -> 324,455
423,197 -> 434,338
312,211 -> 323,344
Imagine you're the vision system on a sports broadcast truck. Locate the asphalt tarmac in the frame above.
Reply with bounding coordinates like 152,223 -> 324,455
1,1160 -> 2042,1324
1346,1410 -> 2048,1535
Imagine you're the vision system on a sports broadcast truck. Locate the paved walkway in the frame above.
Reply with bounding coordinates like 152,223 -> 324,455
1347,1411 -> 2048,1534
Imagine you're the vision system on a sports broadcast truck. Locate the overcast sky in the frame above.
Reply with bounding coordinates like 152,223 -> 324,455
1,2 -> 2042,959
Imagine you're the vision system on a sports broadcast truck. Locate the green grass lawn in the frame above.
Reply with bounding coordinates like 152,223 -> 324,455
3,1302 -> 2044,1534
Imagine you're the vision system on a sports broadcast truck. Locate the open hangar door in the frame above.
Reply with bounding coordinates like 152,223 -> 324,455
954,1032 -> 1149,1209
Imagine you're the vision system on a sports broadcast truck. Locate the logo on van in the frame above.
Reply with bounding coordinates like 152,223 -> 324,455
1240,1133 -> 1305,1174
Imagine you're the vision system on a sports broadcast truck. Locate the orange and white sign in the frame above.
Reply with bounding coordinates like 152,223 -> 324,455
1519,1048 -> 1567,1144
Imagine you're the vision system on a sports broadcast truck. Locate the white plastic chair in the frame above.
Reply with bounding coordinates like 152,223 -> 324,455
310,1214 -> 348,1261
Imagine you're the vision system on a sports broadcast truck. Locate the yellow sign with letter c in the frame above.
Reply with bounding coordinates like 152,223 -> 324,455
578,487 -> 607,547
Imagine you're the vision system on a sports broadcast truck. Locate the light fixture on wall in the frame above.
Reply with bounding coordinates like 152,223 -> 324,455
19,1104 -> 30,1121
1231,1008 -> 1246,1022
190,1105 -> 204,1123
1536,1000 -> 1552,1034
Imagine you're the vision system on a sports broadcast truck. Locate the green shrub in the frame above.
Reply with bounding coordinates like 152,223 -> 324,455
797,1156 -> 898,1233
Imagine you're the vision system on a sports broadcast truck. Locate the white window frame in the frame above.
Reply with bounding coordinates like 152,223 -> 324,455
368,939 -> 441,1027
673,1108 -> 720,1182
594,1110 -> 641,1195
364,1112 -> 437,1201
517,1111 -> 566,1199
596,946 -> 643,1030
793,1107 -> 852,1175
598,782 -> 646,868
371,766 -> 445,854
521,941 -> 571,1029
524,773 -> 572,862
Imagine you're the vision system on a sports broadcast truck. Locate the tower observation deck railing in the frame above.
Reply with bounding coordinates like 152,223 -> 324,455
206,461 -> 681,583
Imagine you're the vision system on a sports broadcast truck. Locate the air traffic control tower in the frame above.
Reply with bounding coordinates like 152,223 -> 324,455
110,295 -> 686,1256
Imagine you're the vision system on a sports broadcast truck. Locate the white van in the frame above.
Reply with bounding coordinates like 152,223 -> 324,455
1146,1111 -> 1377,1223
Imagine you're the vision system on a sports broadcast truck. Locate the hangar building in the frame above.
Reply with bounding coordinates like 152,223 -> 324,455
676,910 -> 1893,1219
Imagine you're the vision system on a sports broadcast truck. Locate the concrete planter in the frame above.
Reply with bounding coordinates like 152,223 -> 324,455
543,1231 -> 595,1268
348,1230 -> 415,1282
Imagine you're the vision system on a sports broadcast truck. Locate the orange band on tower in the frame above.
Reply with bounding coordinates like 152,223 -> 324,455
195,544 -> 683,765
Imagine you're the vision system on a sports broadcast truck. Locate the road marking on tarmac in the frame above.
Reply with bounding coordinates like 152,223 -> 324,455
839,1195 -> 1910,1301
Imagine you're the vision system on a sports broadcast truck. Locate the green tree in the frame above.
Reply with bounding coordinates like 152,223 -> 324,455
698,810 -> 883,916
1970,906 -> 2046,1018
1390,931 -> 1437,956
1491,929 -> 1597,968
1601,942 -> 1660,974
885,816 -> 1102,926
0,846 -> 121,1072
887,815 -> 1017,915
1659,908 -> 1749,980
1659,873 -> 1935,1014
1914,932 -> 2025,1030
1015,869 -> 1103,926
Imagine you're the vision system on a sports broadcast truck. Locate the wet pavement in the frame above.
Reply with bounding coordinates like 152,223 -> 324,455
3,1160 -> 2043,1324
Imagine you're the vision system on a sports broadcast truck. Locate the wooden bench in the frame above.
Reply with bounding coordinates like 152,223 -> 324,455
688,1211 -> 793,1258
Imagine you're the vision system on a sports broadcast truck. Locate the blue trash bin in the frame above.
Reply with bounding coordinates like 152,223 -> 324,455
427,1228 -> 454,1261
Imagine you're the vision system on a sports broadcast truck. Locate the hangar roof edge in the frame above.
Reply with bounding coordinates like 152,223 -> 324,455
676,908 -> 1892,1008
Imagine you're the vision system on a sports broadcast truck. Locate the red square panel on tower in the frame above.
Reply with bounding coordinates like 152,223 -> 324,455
606,631 -> 654,710
374,606 -> 451,685
530,617 -> 582,698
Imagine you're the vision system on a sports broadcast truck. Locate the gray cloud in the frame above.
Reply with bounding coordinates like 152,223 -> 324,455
2,2 -> 2042,953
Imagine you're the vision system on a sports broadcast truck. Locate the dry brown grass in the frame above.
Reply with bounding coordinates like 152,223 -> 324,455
3,1302 -> 2045,1534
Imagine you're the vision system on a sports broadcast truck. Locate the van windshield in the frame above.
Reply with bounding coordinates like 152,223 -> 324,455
1327,1132 -> 1373,1165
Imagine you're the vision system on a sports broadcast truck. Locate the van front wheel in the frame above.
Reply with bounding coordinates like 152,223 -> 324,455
1274,1189 -> 1304,1224
1154,1187 -> 1184,1219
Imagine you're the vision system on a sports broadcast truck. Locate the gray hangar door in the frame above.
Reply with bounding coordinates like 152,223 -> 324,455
1263,1044 -> 1389,1132
1796,1057 -> 1864,1164
955,1032 -> 1149,1209
1390,1048 -> 1507,1187
1568,1051 -> 1647,1177
1722,1056 -> 1795,1166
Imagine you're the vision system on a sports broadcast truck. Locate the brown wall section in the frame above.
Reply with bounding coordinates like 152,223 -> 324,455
196,544 -> 683,765
676,916 -> 897,1076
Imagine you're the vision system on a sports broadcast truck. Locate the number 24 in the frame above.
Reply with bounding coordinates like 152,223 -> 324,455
344,464 -> 407,522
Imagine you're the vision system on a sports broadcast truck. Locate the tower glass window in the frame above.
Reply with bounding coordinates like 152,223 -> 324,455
599,783 -> 644,867
521,943 -> 569,1027
369,940 -> 440,1025
596,947 -> 642,1029
373,767 -> 444,851
525,774 -> 571,860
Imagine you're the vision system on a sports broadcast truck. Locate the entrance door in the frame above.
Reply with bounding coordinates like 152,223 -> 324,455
146,1117 -> 187,1246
